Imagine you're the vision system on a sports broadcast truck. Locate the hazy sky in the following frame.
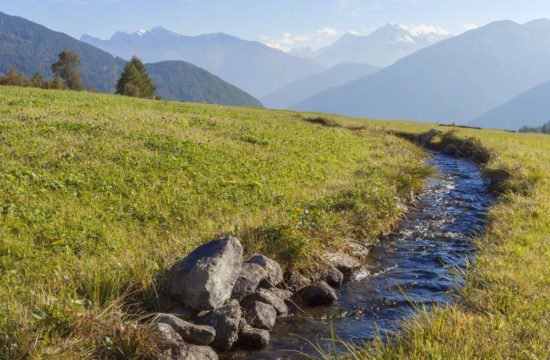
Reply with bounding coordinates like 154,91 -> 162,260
2,0 -> 550,50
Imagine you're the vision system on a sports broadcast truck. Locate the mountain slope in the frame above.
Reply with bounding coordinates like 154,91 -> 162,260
294,20 -> 550,124
146,61 -> 262,107
469,80 -> 550,129
261,63 -> 380,109
81,29 -> 324,97
313,24 -> 450,67
0,11 -> 124,92
0,12 -> 262,107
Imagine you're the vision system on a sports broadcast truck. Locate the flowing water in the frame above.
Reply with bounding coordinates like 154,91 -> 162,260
226,152 -> 493,359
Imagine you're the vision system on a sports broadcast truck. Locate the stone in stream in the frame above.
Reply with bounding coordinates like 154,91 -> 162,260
285,272 -> 312,292
245,254 -> 284,287
237,325 -> 270,349
153,313 -> 216,346
243,300 -> 277,331
231,262 -> 268,301
324,252 -> 361,274
325,266 -> 344,288
240,288 -> 288,317
165,236 -> 243,311
195,300 -> 242,351
299,281 -> 338,306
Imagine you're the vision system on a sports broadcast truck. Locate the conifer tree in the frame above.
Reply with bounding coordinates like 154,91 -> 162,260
116,56 -> 155,98
29,72 -> 45,88
51,50 -> 83,90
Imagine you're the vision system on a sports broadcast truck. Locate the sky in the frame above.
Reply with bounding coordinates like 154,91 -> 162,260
2,0 -> 550,51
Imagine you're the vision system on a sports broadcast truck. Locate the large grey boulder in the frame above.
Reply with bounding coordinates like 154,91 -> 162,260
195,300 -> 242,351
243,301 -> 277,331
241,289 -> 288,317
166,236 -> 243,311
237,325 -> 270,349
299,281 -> 338,306
245,254 -> 283,287
231,262 -> 267,300
153,313 -> 215,346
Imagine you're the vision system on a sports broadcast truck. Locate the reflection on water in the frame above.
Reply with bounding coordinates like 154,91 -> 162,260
226,153 -> 493,359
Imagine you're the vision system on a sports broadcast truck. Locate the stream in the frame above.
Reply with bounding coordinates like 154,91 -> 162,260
226,152 -> 493,359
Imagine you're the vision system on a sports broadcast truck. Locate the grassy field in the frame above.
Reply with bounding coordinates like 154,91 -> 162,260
1,86 -> 548,359
0,87 -> 428,358
307,119 -> 549,359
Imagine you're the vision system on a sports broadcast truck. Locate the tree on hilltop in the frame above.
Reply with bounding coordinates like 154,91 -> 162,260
116,56 -> 156,98
51,50 -> 83,90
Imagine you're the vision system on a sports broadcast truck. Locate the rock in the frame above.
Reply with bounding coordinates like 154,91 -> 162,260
153,313 -> 216,346
245,254 -> 283,287
237,325 -> 270,349
243,300 -> 277,331
231,262 -> 267,300
150,322 -> 184,350
241,289 -> 288,317
180,343 -> 219,360
149,323 -> 218,360
157,295 -> 196,321
347,241 -> 371,260
299,281 -> 338,306
324,252 -> 361,274
195,300 -> 242,351
325,266 -> 344,288
270,288 -> 293,301
166,236 -> 243,311
285,272 -> 311,292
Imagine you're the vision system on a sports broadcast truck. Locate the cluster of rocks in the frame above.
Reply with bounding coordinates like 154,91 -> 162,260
149,236 -> 365,358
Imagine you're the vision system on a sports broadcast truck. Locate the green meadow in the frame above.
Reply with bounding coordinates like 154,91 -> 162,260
0,87 -> 427,358
0,86 -> 548,359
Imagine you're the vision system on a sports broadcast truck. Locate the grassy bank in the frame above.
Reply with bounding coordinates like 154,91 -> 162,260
309,118 -> 549,359
0,87 -> 427,358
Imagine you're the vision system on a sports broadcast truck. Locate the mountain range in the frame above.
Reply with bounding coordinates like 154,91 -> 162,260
261,63 -> 380,109
308,24 -> 451,68
294,20 -> 550,126
470,79 -> 550,130
0,12 -> 261,107
81,29 -> 324,98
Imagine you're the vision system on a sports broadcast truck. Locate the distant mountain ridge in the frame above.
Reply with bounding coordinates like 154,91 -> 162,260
261,63 -> 380,109
294,20 -> 550,125
470,79 -> 550,130
0,12 -> 262,107
146,61 -> 262,107
81,28 -> 325,97
312,24 -> 451,67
